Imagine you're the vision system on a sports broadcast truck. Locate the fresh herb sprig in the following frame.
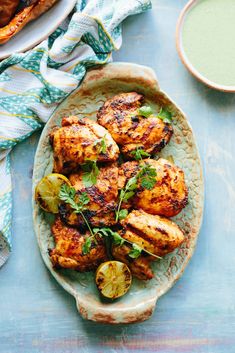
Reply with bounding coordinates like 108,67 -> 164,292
93,227 -> 124,246
157,107 -> 173,124
81,160 -> 99,187
115,175 -> 138,222
115,151 -> 157,221
59,184 -> 96,254
128,243 -> 143,259
94,135 -> 107,154
138,163 -> 157,190
134,105 -> 173,124
131,147 -> 150,161
137,105 -> 153,118
80,136 -> 107,188
93,227 -> 162,260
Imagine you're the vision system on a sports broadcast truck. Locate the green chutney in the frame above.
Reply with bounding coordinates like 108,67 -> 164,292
182,0 -> 235,86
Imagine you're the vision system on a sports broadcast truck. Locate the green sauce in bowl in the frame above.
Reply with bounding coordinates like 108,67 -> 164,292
180,0 -> 235,89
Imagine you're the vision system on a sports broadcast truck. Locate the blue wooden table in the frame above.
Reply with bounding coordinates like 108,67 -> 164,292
1,1 -> 235,352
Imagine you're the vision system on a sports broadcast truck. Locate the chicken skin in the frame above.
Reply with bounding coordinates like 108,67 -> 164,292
112,209 -> 185,280
50,217 -> 107,272
120,210 -> 185,257
112,244 -> 154,280
50,116 -> 119,174
60,163 -> 119,227
118,158 -> 188,217
97,92 -> 173,159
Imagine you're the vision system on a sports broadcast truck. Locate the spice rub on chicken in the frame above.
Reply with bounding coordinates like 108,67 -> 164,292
50,217 -> 107,272
43,92 -> 188,282
112,210 -> 185,280
118,158 -> 188,217
50,116 -> 119,174
97,92 -> 173,159
60,163 -> 119,227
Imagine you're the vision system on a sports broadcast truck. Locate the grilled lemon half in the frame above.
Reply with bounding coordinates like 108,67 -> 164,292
35,173 -> 71,213
95,261 -> 132,299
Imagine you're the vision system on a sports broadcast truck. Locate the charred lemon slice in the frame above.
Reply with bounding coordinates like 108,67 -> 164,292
35,173 -> 71,213
95,261 -> 132,299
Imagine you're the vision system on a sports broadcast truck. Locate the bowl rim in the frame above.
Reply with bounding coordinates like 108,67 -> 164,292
176,0 -> 235,93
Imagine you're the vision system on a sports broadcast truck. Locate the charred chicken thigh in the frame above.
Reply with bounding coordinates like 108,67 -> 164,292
118,158 -> 188,217
50,116 -> 119,174
97,92 -> 173,159
60,163 -> 119,227
112,244 -> 154,280
112,209 -> 185,280
50,217 -> 107,272
0,0 -> 58,44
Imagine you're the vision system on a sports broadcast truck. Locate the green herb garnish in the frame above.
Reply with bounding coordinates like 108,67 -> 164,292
131,147 -> 150,161
138,105 -> 153,118
135,104 -> 173,124
115,176 -> 138,221
115,162 -> 157,221
157,107 -> 173,124
128,243 -> 142,259
138,163 -> 157,190
81,160 -> 99,187
82,237 -> 92,255
59,184 -> 96,254
118,209 -> 129,220
94,135 -> 107,154
93,227 -> 125,246
59,184 -> 89,212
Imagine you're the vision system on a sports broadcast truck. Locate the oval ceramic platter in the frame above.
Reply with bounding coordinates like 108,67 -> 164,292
33,62 -> 204,324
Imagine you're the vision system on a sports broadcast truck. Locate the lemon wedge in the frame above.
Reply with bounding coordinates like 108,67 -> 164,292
35,173 -> 71,213
95,261 -> 132,299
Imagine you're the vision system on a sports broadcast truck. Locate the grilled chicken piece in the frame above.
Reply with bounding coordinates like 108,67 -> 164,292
50,217 -> 107,272
119,158 -> 188,217
0,0 -> 20,28
50,116 -> 119,174
97,92 -> 173,158
60,163 -> 119,227
112,244 -> 154,280
112,209 -> 185,280
0,0 -> 58,44
120,210 -> 185,256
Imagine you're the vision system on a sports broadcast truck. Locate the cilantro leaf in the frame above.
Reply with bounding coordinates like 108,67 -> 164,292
93,227 -> 125,246
131,148 -> 150,161
141,177 -> 156,190
117,209 -> 128,220
59,184 -> 95,255
138,105 -> 153,118
157,107 -> 173,124
128,243 -> 142,259
78,192 -> 90,207
82,237 -> 92,255
94,135 -> 107,154
138,164 -> 157,190
82,160 -> 99,187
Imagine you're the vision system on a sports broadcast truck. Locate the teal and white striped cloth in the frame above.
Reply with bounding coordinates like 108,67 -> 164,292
0,0 -> 151,267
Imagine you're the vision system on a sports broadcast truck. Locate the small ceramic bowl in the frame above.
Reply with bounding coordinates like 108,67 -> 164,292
176,0 -> 235,92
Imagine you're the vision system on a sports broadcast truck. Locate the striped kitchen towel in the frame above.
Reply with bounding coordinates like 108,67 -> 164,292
0,0 -> 151,267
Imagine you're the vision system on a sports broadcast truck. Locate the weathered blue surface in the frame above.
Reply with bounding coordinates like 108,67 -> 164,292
1,1 -> 235,352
